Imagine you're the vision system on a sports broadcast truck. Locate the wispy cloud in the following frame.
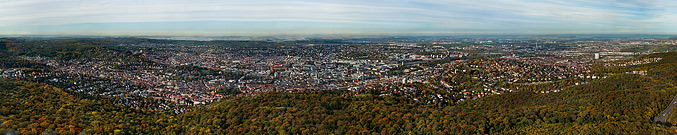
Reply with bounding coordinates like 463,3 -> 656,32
0,0 -> 675,35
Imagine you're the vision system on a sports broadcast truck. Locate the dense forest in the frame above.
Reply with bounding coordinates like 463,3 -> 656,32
2,38 -> 677,134
0,78 -> 173,134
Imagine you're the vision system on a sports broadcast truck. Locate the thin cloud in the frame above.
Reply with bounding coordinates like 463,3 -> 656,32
0,0 -> 675,35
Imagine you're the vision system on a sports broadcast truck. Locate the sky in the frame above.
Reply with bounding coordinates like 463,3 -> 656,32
1,0 -> 676,36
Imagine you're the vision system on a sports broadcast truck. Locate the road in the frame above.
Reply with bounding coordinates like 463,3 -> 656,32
510,81 -> 555,85
654,93 -> 677,125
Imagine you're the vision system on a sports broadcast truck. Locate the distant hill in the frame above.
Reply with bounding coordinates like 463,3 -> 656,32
0,40 -> 48,69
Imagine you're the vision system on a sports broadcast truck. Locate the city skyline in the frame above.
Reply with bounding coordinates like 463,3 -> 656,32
1,0 -> 676,35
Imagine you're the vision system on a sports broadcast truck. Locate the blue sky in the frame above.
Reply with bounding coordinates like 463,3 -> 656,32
1,0 -> 676,35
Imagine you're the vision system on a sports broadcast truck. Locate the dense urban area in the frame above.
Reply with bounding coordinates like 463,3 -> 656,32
2,35 -> 677,134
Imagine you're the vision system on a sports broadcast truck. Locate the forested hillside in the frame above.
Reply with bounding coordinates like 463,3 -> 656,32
0,79 -> 173,134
